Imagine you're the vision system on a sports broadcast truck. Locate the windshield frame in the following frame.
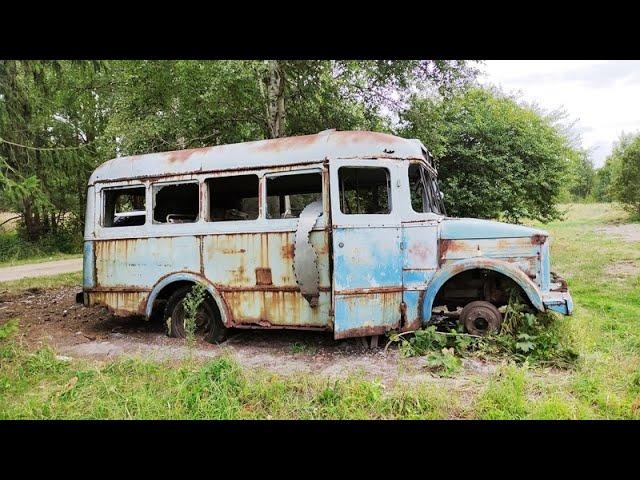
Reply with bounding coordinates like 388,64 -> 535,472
408,159 -> 446,216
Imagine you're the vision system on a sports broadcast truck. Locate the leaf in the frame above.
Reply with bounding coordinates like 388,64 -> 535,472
516,341 -> 535,353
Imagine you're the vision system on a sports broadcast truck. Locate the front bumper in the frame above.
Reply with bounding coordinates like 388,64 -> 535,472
542,290 -> 573,315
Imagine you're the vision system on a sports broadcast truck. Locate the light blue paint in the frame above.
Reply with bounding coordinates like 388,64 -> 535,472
333,226 -> 402,336
334,292 -> 402,335
332,227 -> 402,291
95,236 -> 200,288
402,269 -> 435,289
83,241 -> 94,289
441,218 -> 548,240
402,289 -> 423,326
540,242 -> 551,291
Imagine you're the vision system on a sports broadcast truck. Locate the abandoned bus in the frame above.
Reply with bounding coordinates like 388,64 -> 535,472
77,129 -> 573,342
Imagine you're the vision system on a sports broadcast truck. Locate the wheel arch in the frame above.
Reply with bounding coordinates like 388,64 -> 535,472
145,272 -> 230,326
422,257 -> 545,324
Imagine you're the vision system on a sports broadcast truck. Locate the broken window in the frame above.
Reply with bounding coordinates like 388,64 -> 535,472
408,162 -> 445,214
103,186 -> 146,227
152,182 -> 199,224
266,172 -> 322,219
207,174 -> 259,222
338,167 -> 391,215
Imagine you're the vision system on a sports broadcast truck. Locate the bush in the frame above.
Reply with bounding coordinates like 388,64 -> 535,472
400,87 -> 576,222
610,134 -> 640,217
0,229 -> 81,264
387,297 -> 578,370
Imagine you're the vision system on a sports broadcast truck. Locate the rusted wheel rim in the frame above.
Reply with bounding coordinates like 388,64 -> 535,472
460,301 -> 502,336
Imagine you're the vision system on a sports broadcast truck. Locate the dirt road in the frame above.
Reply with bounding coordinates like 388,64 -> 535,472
0,258 -> 82,282
0,286 -> 498,387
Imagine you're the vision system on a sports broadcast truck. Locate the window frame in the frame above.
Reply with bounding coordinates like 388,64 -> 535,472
150,179 -> 201,225
264,168 -> 324,221
401,160 -> 444,221
205,172 -> 261,223
337,165 -> 393,216
100,184 -> 148,228
329,159 -> 400,227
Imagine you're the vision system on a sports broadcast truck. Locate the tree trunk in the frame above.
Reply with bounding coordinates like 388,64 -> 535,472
263,60 -> 286,138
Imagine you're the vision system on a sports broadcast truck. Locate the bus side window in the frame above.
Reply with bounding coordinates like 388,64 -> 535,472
152,182 -> 199,224
266,172 -> 322,219
103,186 -> 146,227
207,174 -> 259,222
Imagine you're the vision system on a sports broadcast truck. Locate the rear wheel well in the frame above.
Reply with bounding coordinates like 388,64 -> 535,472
433,268 -> 532,311
149,280 -> 195,322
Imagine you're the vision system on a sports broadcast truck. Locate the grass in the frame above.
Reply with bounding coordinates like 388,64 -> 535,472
0,272 -> 82,293
1,203 -> 639,419
0,253 -> 82,269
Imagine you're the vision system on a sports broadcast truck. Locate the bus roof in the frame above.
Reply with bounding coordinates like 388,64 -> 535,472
88,130 -> 428,185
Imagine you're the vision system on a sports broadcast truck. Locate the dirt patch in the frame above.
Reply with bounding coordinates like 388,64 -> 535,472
0,286 -> 501,388
596,224 -> 640,242
605,261 -> 639,280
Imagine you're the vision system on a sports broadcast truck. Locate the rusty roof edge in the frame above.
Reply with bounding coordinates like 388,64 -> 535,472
88,130 -> 424,185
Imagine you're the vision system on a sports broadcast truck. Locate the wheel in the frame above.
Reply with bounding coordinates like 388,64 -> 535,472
460,301 -> 502,336
164,286 -> 228,344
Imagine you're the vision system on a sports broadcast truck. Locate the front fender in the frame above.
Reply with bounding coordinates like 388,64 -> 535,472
421,257 -> 545,324
145,271 -> 230,326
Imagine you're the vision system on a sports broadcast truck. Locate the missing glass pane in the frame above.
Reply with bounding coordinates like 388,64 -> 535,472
266,172 -> 322,219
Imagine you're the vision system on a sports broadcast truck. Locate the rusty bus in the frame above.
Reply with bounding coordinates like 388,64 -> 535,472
76,129 -> 573,343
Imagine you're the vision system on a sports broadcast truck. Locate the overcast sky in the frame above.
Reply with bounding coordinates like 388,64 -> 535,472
479,60 -> 640,168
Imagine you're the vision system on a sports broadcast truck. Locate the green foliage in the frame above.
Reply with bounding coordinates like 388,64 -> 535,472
0,319 -> 19,341
495,298 -> 579,368
0,271 -> 81,293
563,150 -> 596,201
593,161 -> 618,202
388,296 -> 578,370
0,59 -> 476,252
609,132 -> 640,217
0,230 -> 81,265
182,283 -> 207,345
401,87 -> 577,222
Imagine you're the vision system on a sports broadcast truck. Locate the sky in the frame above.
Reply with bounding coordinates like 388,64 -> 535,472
479,60 -> 640,168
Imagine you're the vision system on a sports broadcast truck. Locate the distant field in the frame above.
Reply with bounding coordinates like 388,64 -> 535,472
1,203 -> 639,419
0,212 -> 19,232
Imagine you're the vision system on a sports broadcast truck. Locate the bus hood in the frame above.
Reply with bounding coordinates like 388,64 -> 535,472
440,217 -> 548,240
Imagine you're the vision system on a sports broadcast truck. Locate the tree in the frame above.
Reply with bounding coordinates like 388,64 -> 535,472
0,60 -> 107,241
593,158 -> 618,202
564,149 -> 595,201
400,87 -> 575,222
0,60 -> 479,245
610,132 -> 640,216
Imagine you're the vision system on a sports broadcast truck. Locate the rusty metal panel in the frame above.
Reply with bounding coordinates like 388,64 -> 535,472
332,227 -> 403,338
202,228 -> 331,327
333,291 -> 403,339
402,223 -> 438,289
95,236 -> 200,288
88,290 -> 147,316
202,233 -> 262,287
439,238 -> 540,263
222,290 -> 331,327
267,230 -> 331,287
